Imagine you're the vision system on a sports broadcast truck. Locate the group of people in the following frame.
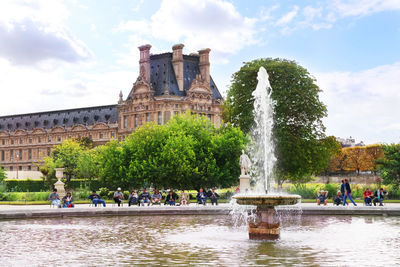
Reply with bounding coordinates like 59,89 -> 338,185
48,188 -> 75,208
317,179 -> 388,207
361,187 -> 388,206
87,187 -> 220,207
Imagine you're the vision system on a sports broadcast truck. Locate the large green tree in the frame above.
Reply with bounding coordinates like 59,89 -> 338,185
50,139 -> 86,183
223,58 -> 328,183
97,140 -> 125,189
99,113 -> 247,190
377,144 -> 400,187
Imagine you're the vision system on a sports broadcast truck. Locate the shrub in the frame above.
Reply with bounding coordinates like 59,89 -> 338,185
99,187 -> 110,198
324,183 -> 340,198
288,184 -> 317,199
5,179 -> 47,192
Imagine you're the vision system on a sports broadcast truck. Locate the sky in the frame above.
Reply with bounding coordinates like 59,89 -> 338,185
0,0 -> 399,144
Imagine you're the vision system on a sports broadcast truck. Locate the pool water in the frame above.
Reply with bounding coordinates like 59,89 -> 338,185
0,215 -> 399,266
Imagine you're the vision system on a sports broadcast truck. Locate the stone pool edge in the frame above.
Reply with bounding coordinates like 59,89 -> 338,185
1,206 -> 400,220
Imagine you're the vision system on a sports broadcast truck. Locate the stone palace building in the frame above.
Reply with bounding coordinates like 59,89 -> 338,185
0,44 -> 223,179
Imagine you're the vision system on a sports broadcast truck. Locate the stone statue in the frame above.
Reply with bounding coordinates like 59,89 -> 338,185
240,149 -> 251,176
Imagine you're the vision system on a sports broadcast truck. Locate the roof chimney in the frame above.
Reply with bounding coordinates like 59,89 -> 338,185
198,48 -> 211,85
138,44 -> 152,82
172,44 -> 184,91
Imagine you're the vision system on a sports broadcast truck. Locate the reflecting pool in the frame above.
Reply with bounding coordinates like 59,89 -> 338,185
0,215 -> 399,266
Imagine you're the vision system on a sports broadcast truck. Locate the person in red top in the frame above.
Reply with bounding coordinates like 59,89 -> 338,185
363,188 -> 373,206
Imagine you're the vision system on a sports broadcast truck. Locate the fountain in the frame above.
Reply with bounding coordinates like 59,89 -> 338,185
233,67 -> 301,240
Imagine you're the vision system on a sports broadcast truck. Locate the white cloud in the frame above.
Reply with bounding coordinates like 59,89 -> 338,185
269,0 -> 400,34
0,0 -> 92,66
116,0 -> 258,63
276,6 -> 299,26
0,58 -> 134,116
329,0 -> 400,19
115,19 -> 150,35
316,62 -> 400,144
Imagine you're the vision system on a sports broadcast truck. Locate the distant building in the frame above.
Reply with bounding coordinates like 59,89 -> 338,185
0,44 -> 223,179
337,136 -> 365,148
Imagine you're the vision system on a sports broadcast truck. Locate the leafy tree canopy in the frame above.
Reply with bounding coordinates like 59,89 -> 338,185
99,113 -> 247,190
50,139 -> 87,182
377,144 -> 400,187
223,58 -> 328,183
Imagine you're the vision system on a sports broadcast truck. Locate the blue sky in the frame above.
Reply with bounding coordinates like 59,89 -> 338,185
0,0 -> 399,144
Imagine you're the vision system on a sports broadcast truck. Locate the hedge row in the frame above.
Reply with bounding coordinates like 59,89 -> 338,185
4,179 -> 102,192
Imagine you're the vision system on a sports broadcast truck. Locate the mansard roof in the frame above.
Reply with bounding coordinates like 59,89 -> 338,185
0,105 -> 118,132
128,53 -> 222,100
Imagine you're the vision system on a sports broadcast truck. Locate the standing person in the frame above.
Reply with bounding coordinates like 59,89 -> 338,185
180,190 -> 189,206
363,188 -> 373,206
113,187 -> 124,207
340,180 -> 348,206
343,179 -> 357,206
48,188 -> 60,208
197,188 -> 207,205
373,188 -> 388,206
234,186 -> 240,195
88,190 -> 106,207
139,188 -> 150,206
62,192 -> 74,208
209,188 -> 220,206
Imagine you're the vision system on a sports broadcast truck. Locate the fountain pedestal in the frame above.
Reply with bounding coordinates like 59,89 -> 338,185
234,195 -> 301,240
249,207 -> 280,240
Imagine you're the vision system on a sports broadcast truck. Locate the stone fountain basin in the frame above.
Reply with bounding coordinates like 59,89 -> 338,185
233,194 -> 301,207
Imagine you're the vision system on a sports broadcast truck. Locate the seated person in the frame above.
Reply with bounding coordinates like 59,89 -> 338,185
139,188 -> 150,206
209,188 -> 220,206
48,188 -> 61,208
88,190 -> 106,207
113,187 -> 124,207
363,188 -> 373,206
197,188 -> 207,205
62,192 -> 74,208
317,190 -> 328,206
151,189 -> 162,205
128,190 -> 138,206
373,188 -> 388,206
333,191 -> 343,206
180,190 -> 189,206
165,190 -> 176,206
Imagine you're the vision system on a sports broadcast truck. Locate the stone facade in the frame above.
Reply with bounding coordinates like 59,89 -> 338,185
0,44 -> 223,179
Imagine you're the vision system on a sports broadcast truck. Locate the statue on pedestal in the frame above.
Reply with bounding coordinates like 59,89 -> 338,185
240,150 -> 251,176
239,150 -> 252,192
